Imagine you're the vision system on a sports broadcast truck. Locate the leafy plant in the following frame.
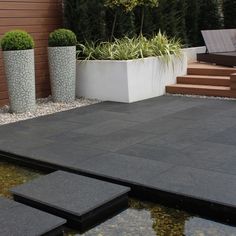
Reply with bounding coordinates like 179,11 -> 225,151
105,0 -> 138,12
48,29 -> 77,47
105,0 -> 138,40
105,0 -> 159,37
77,32 -> 181,61
136,0 -> 159,35
150,32 -> 181,57
0,30 -> 34,51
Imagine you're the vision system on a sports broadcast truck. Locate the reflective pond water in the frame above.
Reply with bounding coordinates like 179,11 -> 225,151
1,161 -> 236,236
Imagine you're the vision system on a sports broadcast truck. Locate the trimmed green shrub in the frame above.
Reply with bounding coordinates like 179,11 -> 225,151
185,0 -> 221,46
48,29 -> 77,47
198,0 -> 221,30
0,30 -> 34,51
185,0 -> 200,46
64,0 -> 224,47
223,0 -> 236,28
77,33 -> 181,60
64,0 -> 108,42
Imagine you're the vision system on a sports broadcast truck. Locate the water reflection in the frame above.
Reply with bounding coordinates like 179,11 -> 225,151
129,199 -> 189,236
81,208 -> 156,236
184,217 -> 236,236
0,161 -> 41,198
77,199 -> 236,236
1,161 -> 236,236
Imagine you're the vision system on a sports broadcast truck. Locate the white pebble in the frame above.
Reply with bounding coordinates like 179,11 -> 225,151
0,96 -> 100,126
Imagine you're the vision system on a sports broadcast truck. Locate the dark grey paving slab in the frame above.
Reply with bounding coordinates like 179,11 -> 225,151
181,142 -> 236,174
0,197 -> 66,236
73,119 -> 138,136
197,99 -> 236,111
80,129 -> 155,152
0,121 -> 89,153
42,129 -> 155,153
219,106 -> 236,118
98,96 -> 201,114
78,153 -> 174,186
139,114 -> 236,150
48,132 -> 97,147
130,116 -> 196,135
0,119 -> 87,138
0,135 -> 54,153
150,166 -> 236,208
0,197 -> 19,210
77,153 -> 236,218
193,115 -> 236,131
62,110 -> 124,124
141,129 -> 207,150
11,171 -> 130,232
118,142 -> 236,175
63,97 -> 201,124
23,140 -> 106,167
117,143 -> 189,162
169,106 -> 225,121
63,109 -> 161,123
207,125 -> 236,146
1,95 -> 236,221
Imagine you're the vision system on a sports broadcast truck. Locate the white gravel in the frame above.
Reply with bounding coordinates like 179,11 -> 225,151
166,93 -> 236,100
0,96 -> 99,125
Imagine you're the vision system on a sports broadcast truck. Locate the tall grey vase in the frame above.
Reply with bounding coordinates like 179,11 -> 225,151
48,46 -> 76,102
3,49 -> 36,113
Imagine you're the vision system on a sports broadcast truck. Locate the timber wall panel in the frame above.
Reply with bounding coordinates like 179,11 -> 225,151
0,0 -> 63,106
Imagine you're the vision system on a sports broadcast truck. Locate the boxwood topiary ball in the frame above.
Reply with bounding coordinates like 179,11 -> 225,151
0,30 -> 34,51
48,29 -> 77,47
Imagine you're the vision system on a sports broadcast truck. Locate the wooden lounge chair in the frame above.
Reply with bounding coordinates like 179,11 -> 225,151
197,29 -> 236,67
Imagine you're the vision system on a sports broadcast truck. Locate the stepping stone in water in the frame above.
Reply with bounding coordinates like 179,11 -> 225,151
0,197 -> 66,236
11,171 -> 130,233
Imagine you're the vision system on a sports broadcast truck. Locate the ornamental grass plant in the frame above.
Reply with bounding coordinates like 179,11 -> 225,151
77,32 -> 181,61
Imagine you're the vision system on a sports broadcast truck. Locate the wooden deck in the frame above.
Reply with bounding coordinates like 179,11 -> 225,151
166,62 -> 236,97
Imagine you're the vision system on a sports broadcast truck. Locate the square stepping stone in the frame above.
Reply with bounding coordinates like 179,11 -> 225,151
11,171 -> 130,232
0,197 -> 66,236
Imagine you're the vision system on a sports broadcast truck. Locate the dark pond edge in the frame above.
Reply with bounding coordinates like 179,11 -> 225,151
1,151 -> 236,227
13,194 -> 129,233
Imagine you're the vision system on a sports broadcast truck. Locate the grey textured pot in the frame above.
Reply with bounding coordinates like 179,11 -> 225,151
3,49 -> 36,113
48,46 -> 76,102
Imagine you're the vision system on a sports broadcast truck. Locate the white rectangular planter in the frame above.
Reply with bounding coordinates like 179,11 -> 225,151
76,54 -> 187,103
182,46 -> 206,63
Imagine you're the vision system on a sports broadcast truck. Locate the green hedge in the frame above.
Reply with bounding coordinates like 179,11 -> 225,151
223,0 -> 236,29
64,0 -> 223,46
1,30 -> 34,51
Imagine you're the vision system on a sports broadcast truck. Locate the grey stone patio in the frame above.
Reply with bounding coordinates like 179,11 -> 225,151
11,171 -> 130,232
1,95 -> 236,219
0,197 -> 66,236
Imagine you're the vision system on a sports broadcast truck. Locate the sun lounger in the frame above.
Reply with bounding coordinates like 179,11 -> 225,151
197,29 -> 236,67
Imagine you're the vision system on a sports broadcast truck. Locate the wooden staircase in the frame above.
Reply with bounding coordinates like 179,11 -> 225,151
166,63 -> 236,98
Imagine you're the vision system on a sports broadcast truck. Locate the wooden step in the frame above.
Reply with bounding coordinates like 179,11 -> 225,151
177,75 -> 230,86
187,63 -> 236,76
166,84 -> 236,98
